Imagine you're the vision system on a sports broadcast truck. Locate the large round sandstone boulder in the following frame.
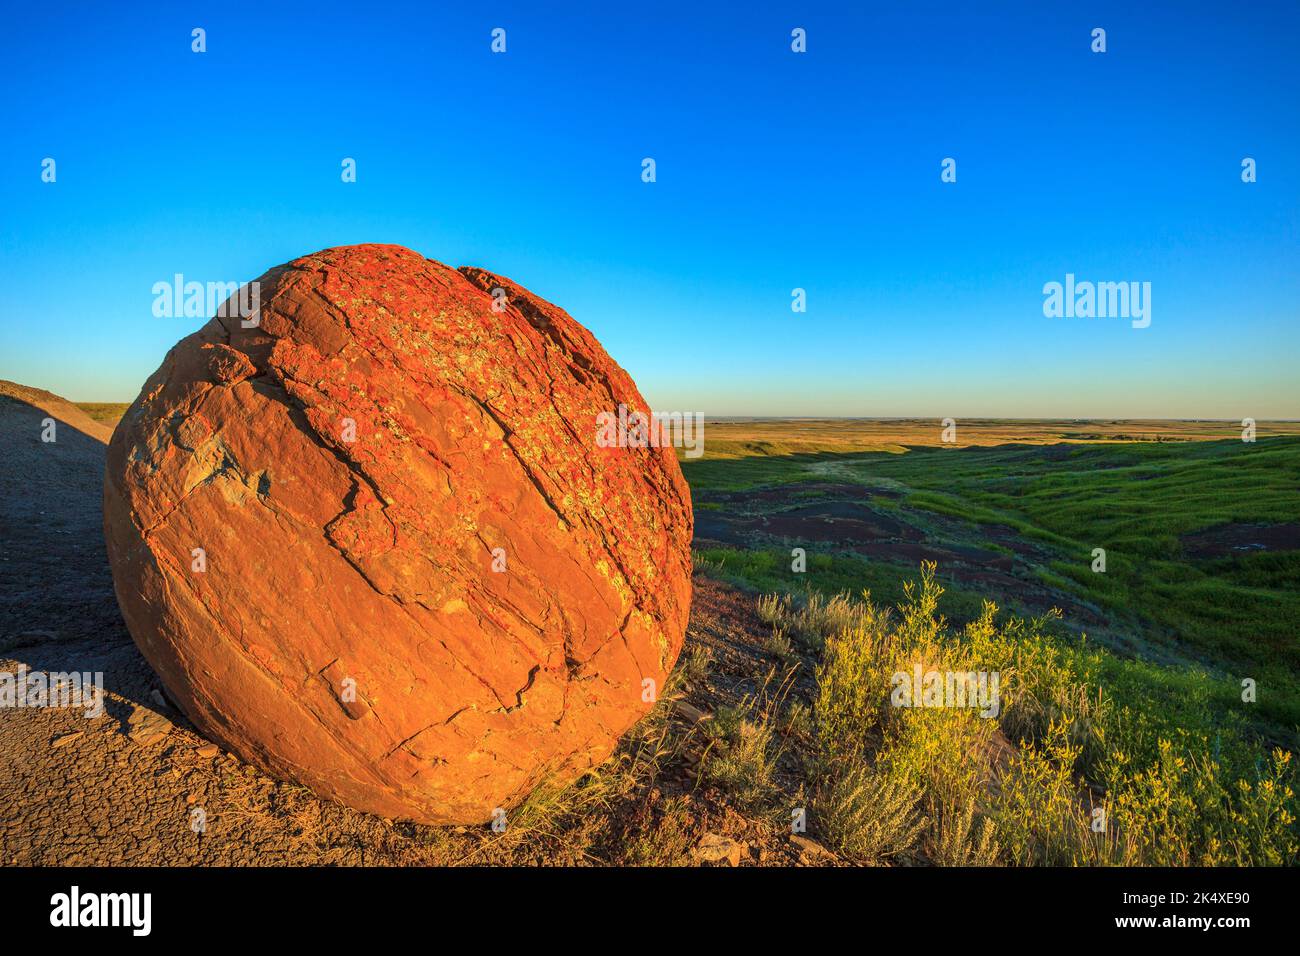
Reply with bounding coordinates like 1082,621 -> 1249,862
103,244 -> 693,824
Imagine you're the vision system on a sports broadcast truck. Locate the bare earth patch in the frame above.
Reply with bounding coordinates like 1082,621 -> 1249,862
1180,522 -> 1300,559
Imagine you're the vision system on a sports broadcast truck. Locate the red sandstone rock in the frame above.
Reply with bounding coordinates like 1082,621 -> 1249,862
103,244 -> 693,824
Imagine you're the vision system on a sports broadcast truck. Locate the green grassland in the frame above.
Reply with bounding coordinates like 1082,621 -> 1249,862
683,434 -> 1300,727
677,424 -> 1299,863
75,402 -> 130,426
844,439 -> 1300,673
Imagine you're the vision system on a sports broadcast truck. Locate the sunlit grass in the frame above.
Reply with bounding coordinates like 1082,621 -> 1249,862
763,565 -> 1298,866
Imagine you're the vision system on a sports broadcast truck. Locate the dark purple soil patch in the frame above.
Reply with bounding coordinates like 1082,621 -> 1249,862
848,540 -> 1010,570
949,568 -> 1107,627
1181,522 -> 1300,559
981,523 -> 1052,561
717,502 -> 923,547
695,481 -> 902,506
944,543 -> 1018,570
778,501 -> 904,522
693,512 -> 750,547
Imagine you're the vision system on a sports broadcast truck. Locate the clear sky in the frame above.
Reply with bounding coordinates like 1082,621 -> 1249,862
1,1 -> 1296,417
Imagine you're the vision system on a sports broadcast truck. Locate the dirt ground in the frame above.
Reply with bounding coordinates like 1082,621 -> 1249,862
1180,521 -> 1300,559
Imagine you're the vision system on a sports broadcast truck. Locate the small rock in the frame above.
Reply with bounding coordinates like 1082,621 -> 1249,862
675,701 -> 711,724
695,832 -> 744,867
51,731 -> 84,748
126,704 -> 174,746
790,834 -> 833,859
195,744 -> 220,758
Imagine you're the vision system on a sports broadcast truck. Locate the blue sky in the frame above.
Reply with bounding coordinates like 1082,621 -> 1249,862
1,1 -> 1296,417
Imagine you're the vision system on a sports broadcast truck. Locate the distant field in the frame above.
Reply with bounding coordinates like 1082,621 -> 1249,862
75,402 -> 130,428
695,417 -> 1300,460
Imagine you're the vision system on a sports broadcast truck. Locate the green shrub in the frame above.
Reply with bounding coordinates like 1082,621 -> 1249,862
814,760 -> 927,863
794,564 -> 1299,866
